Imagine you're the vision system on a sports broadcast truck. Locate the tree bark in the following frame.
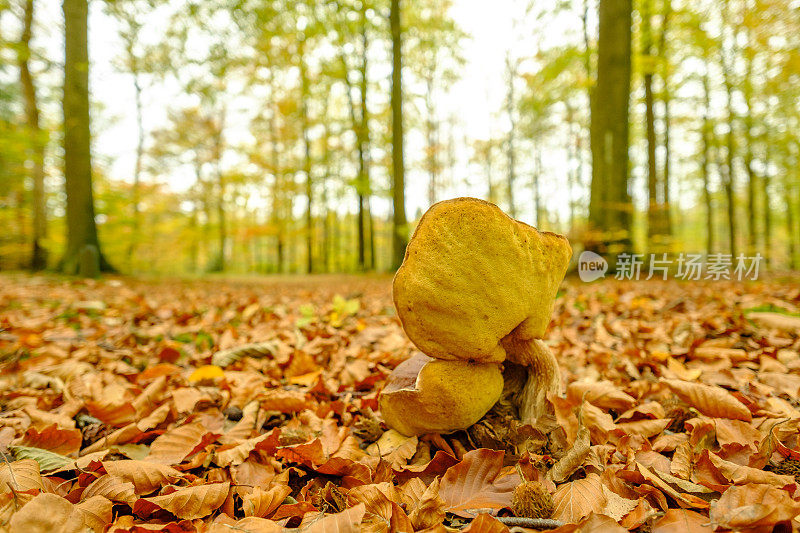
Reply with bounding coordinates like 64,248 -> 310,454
721,1 -> 738,258
588,0 -> 633,253
701,68 -> 715,254
390,0 -> 407,270
61,0 -> 113,274
299,37 -> 313,274
642,0 -> 659,247
18,0 -> 47,270
505,53 -> 517,218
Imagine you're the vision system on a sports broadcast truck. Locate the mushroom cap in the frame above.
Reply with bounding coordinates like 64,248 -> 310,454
393,198 -> 572,363
379,352 -> 504,436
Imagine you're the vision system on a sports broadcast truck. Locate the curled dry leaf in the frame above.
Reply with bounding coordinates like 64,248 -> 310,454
552,474 -> 606,524
566,381 -> 636,411
13,424 -> 82,456
438,448 -> 520,516
146,421 -> 219,465
710,483 -> 800,530
241,484 -> 291,517
548,426 -> 591,483
298,502 -> 366,533
652,508 -> 713,533
661,379 -> 752,421
101,460 -> 182,494
134,481 -> 230,519
0,459 -> 45,493
80,474 -> 137,505
461,513 -> 510,533
7,492 -> 94,533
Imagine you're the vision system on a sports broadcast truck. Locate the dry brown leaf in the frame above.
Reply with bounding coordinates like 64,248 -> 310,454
7,493 -> 86,533
548,426 -> 591,483
661,379 -> 752,421
567,381 -> 636,411
552,473 -> 606,523
461,513 -> 510,532
146,421 -> 218,464
652,508 -> 713,533
74,495 -> 113,532
0,459 -> 44,494
298,502 -> 366,533
102,460 -> 182,494
241,484 -> 291,517
747,312 -> 800,334
134,481 -> 230,519
438,448 -> 519,516
12,424 -> 82,456
80,474 -> 136,504
709,483 -> 800,529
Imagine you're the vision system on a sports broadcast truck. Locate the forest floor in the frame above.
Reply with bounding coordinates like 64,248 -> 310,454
1,272 -> 800,532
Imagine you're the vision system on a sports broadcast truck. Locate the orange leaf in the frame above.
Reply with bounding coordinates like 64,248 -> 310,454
661,379 -> 751,421
85,400 -> 137,427
710,484 -> 800,529
461,513 -> 510,532
548,513 -> 628,532
102,460 -> 182,494
147,421 -> 219,465
7,493 -> 86,533
552,473 -> 606,523
298,502 -> 366,533
0,459 -> 44,493
241,484 -> 291,518
652,508 -> 712,533
81,474 -> 136,504
438,448 -> 520,516
134,481 -> 230,519
14,424 -> 82,456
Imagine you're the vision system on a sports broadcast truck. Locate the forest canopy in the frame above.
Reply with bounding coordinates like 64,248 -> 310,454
0,0 -> 798,274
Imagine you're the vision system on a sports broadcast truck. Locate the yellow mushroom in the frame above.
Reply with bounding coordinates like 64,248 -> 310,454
379,352 -> 504,436
385,198 -> 572,431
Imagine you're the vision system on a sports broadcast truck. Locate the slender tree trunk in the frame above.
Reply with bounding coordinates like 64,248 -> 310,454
128,74 -> 144,271
299,37 -> 313,274
18,0 -> 47,270
532,144 -> 542,228
390,0 -> 407,270
721,1 -> 737,258
359,13 -> 374,270
214,109 -> 226,271
701,69 -> 715,254
743,41 -> 757,256
267,75 -> 283,273
425,74 -> 438,207
658,0 -> 673,238
588,0 -> 633,253
642,0 -> 659,247
61,0 -> 113,274
505,54 -> 517,218
762,142 -> 771,266
321,95 -> 331,273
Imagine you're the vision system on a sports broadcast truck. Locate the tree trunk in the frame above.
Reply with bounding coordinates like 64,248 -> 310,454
425,74 -> 438,207
657,0 -> 673,238
588,0 -> 633,254
299,37 -> 313,274
721,1 -> 737,258
359,13 -> 374,271
505,54 -> 517,218
701,68 -> 715,254
18,0 -> 47,270
743,38 -> 757,256
214,109 -> 226,272
129,74 -> 144,271
642,0 -> 659,247
61,0 -> 113,274
390,0 -> 407,270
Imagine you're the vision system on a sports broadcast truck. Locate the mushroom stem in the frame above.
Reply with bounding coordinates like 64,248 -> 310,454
500,336 -> 561,426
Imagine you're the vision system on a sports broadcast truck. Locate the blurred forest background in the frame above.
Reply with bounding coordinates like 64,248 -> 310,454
0,0 -> 798,275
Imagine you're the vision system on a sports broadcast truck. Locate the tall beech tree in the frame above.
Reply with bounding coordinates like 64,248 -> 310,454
390,0 -> 407,270
61,0 -> 112,274
588,0 -> 634,252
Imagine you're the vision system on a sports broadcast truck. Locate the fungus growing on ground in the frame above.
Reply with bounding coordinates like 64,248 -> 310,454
380,197 -> 572,436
